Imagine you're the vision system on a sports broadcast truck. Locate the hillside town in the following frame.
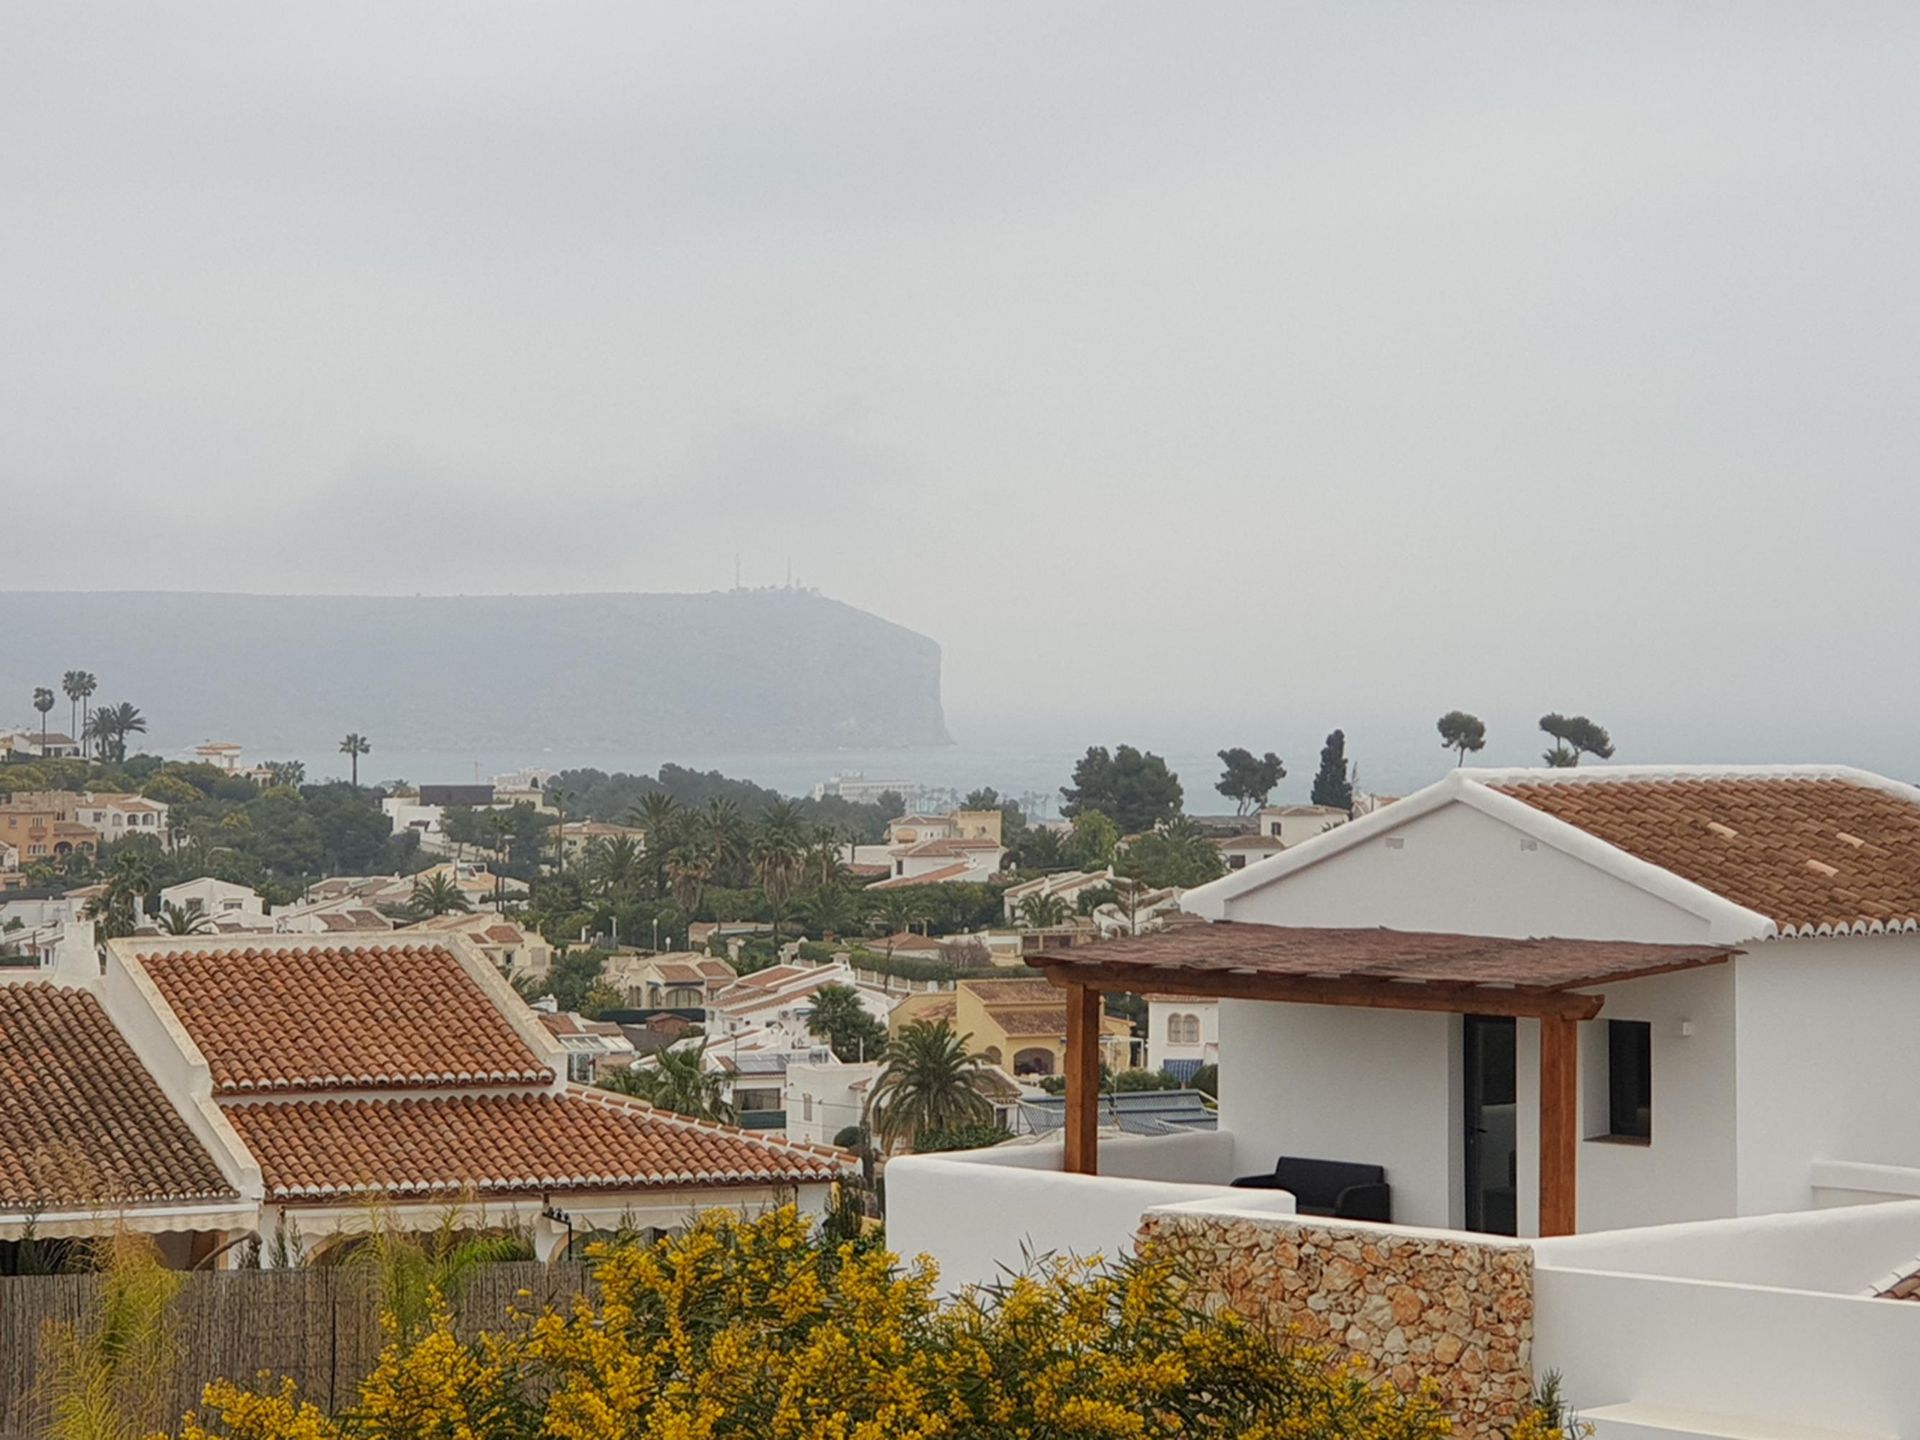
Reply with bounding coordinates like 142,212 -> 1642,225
6,699 -> 1920,1434
4,5 -> 1910,1435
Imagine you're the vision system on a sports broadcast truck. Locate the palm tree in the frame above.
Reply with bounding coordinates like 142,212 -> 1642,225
868,891 -> 926,947
31,688 -> 53,750
665,838 -> 716,916
61,672 -> 85,750
600,1040 -> 735,1122
84,702 -> 145,762
409,871 -> 472,916
156,902 -> 214,936
264,760 -> 306,789
796,884 -> 859,940
66,671 -> 96,757
338,733 -> 371,787
869,1019 -> 994,1152
1017,892 -> 1071,929
626,792 -> 681,894
701,797 -> 749,888
587,834 -> 646,901
751,806 -> 807,948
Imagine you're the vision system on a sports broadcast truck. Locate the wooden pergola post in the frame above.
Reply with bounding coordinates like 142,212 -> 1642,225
1062,984 -> 1102,1175
1538,1012 -> 1579,1237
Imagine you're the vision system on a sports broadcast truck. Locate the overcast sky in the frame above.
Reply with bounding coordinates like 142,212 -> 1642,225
5,4 -> 1918,770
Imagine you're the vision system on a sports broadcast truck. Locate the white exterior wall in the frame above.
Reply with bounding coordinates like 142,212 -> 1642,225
1218,802 -> 1716,944
1734,933 -> 1920,1215
1146,997 -> 1218,1073
886,1132 -> 1288,1291
1221,1000 -> 1462,1228
784,1059 -> 880,1147
1212,803 -> 1742,1235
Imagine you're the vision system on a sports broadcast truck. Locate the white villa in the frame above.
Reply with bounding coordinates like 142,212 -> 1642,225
891,764 -> 1920,1436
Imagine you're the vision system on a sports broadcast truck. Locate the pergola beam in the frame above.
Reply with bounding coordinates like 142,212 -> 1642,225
1039,961 -> 1605,1022
1062,984 -> 1102,1175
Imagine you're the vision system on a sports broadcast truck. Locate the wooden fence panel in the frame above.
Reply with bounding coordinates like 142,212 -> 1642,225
0,1262 -> 593,1439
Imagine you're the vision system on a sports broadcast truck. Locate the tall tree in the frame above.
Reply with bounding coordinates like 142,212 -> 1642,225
805,984 -> 888,1063
1116,817 -> 1228,889
1060,745 -> 1184,834
1016,892 -> 1071,929
1310,730 -> 1354,813
1538,713 -> 1614,768
88,702 -> 146,762
1214,748 -> 1286,815
338,733 -> 371,787
1436,711 -> 1487,766
69,672 -> 96,757
31,688 -> 53,749
869,1018 -> 994,1152
601,1040 -> 734,1122
666,838 -> 715,916
156,902 -> 215,936
410,871 -> 472,916
60,672 -> 86,747
751,803 -> 807,946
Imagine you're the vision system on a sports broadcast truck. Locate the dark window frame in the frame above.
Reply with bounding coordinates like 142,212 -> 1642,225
1606,1018 -> 1653,1141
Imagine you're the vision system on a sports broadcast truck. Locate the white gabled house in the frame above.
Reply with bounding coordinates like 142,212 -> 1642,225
888,763 -> 1920,1435
1181,764 -> 1920,1235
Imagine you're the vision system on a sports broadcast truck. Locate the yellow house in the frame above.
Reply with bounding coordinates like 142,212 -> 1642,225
890,978 -> 1134,1078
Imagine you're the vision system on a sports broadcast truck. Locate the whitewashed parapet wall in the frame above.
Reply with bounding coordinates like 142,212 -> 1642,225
1137,1207 -> 1535,1438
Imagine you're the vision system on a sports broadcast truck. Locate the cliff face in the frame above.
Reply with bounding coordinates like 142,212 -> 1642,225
0,590 -> 952,753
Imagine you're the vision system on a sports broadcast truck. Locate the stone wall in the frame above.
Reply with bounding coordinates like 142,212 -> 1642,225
1137,1209 -> 1534,1437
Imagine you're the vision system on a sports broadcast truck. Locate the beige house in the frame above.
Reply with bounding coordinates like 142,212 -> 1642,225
892,978 -> 1134,1078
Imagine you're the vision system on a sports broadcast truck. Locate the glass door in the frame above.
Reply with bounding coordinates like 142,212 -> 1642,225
1463,1015 -> 1518,1235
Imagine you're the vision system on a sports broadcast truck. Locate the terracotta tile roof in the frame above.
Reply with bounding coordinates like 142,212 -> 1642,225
900,838 -> 1000,857
994,1007 -> 1068,1035
1874,1262 -> 1920,1301
967,979 -> 1065,1006
1491,771 -> 1920,936
0,985 -> 235,1207
1034,922 -> 1733,994
652,963 -> 706,984
484,925 -> 522,945
867,863 -> 975,890
226,1087 -> 847,1200
1217,833 -> 1285,851
135,942 -> 553,1094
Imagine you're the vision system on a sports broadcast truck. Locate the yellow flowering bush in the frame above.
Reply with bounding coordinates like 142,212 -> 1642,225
167,1206 -> 1455,1440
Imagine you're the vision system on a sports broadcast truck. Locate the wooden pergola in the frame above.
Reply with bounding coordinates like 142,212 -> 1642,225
1036,922 -> 1735,1236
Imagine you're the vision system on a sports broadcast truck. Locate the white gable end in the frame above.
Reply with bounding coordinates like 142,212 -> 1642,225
1203,798 -> 1732,945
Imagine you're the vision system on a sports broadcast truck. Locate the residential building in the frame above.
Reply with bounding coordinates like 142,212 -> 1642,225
884,813 -> 956,846
559,820 -> 647,863
783,1058 -> 882,1147
886,761 -> 1920,1433
1002,868 -> 1113,922
812,772 -> 919,807
603,952 -> 737,1009
0,792 -> 98,864
73,792 -> 171,848
890,977 -> 1133,1077
1214,833 -> 1284,871
2,729 -> 83,760
193,741 -> 245,771
1252,802 -> 1349,846
159,878 -> 269,929
1145,995 -> 1218,1080
710,961 -> 896,1050
538,1011 -> 638,1083
407,911 -> 554,982
0,931 -> 851,1266
871,837 -> 1005,889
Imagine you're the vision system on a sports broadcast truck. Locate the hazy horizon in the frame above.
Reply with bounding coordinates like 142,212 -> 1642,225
6,5 -> 1919,775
